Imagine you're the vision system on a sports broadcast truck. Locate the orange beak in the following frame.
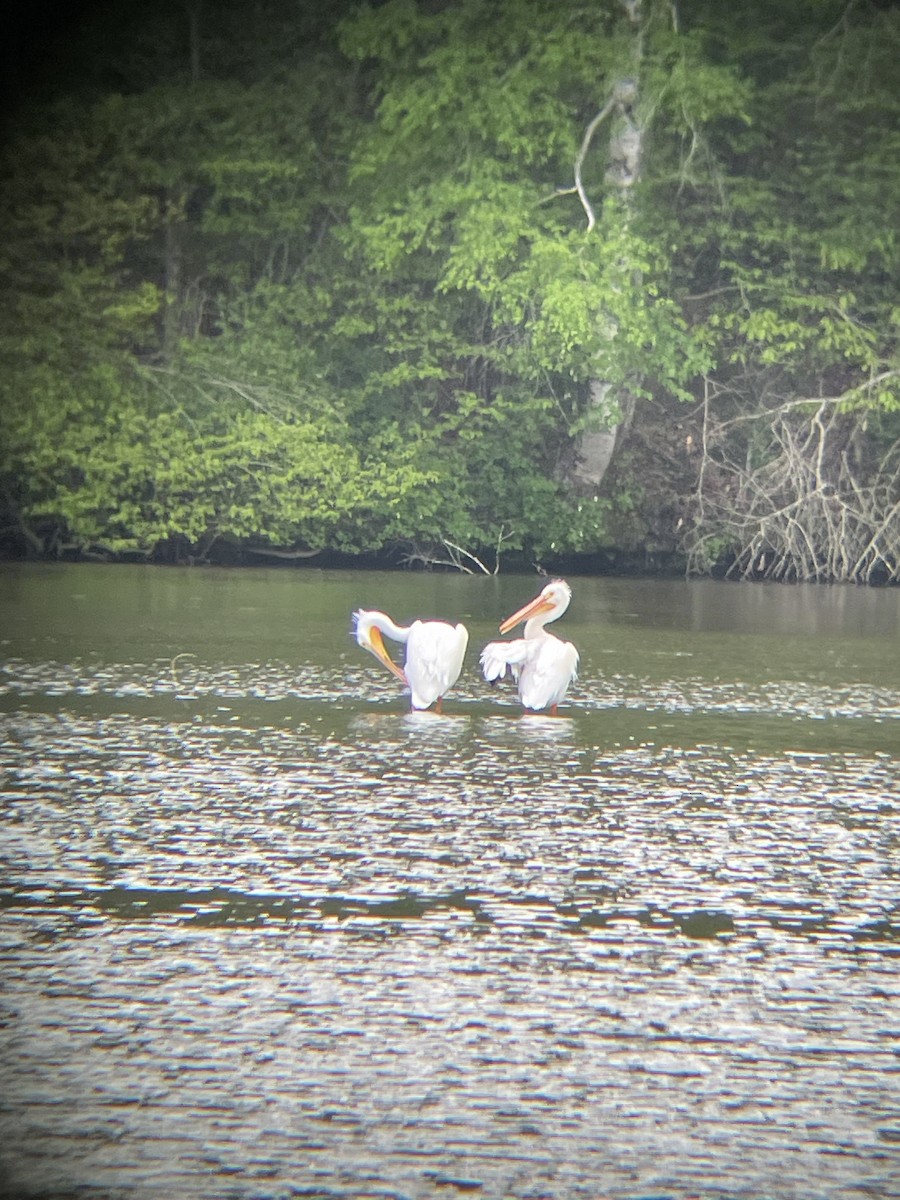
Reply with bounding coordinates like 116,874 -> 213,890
499,593 -> 555,634
368,625 -> 408,684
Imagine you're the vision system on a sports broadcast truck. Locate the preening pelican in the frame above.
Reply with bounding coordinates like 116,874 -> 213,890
353,610 -> 469,712
480,579 -> 578,715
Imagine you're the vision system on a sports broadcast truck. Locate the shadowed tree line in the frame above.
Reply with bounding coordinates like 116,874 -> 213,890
1,0 -> 898,579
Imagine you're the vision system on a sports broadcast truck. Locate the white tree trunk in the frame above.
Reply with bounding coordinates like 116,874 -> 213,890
570,1 -> 645,493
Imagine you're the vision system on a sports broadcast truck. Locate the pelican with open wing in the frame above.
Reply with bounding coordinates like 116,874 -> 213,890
480,579 -> 578,714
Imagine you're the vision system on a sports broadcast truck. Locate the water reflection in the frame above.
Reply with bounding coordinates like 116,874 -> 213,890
0,565 -> 898,1200
578,575 -> 900,638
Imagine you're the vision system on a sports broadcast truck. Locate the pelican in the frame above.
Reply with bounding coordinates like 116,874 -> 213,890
480,579 -> 578,715
353,609 -> 469,712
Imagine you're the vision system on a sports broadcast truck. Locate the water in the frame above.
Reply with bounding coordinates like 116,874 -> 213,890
0,564 -> 898,1200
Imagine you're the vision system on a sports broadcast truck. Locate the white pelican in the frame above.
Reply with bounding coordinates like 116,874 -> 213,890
480,579 -> 579,715
353,610 -> 469,712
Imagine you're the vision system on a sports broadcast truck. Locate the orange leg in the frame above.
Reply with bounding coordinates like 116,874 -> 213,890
435,697 -> 444,715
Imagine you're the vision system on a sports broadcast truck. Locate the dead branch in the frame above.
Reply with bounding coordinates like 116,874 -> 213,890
401,528 -> 514,575
573,97 -> 617,232
243,545 -> 323,559
686,391 -> 900,583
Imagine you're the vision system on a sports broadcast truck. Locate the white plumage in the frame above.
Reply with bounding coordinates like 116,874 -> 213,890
480,579 -> 578,714
353,609 -> 469,712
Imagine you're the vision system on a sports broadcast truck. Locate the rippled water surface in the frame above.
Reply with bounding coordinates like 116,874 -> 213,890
1,564 -> 899,1200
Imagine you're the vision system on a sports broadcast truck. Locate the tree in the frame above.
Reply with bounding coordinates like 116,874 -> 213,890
2,0 -> 898,577
334,0 -> 749,562
0,3 -> 430,561
672,0 -> 900,581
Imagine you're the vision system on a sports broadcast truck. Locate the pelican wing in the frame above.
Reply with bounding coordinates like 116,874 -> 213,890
479,637 -> 532,684
405,621 -> 469,710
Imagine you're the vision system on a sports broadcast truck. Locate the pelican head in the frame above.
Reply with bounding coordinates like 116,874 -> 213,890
499,579 -> 572,634
352,610 -> 408,683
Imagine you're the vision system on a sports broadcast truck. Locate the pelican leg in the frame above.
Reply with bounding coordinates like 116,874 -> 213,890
435,697 -> 444,715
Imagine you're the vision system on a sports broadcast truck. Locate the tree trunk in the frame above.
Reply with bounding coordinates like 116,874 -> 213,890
569,1 -> 645,494
569,381 -> 621,492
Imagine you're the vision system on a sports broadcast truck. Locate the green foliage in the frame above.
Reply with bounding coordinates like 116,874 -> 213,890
1,350 -> 439,556
340,0 -> 714,410
1,0 -> 898,575
331,0 -> 735,563
666,1 -> 900,410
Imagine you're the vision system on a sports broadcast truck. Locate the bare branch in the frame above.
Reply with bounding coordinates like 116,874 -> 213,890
714,371 -> 900,431
573,97 -> 617,232
685,393 -> 900,583
401,530 -> 514,575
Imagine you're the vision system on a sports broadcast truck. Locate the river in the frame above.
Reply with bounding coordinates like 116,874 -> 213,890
0,563 -> 898,1200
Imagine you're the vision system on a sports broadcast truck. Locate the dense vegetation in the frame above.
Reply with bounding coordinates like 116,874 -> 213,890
2,0 -> 898,579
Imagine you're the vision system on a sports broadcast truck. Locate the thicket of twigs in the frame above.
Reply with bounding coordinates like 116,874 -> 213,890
687,399 -> 900,584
